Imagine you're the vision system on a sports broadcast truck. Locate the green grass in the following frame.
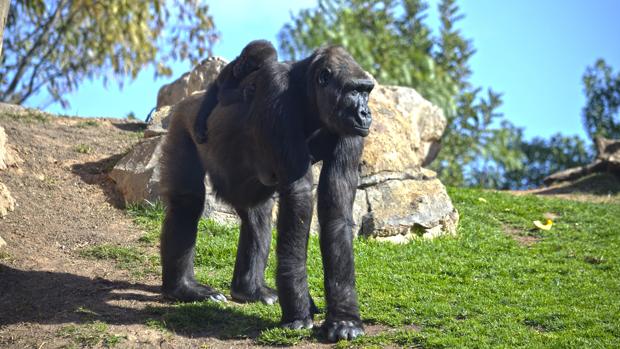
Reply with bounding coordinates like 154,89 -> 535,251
57,321 -> 124,348
74,143 -> 93,154
75,120 -> 100,128
80,244 -> 159,277
0,251 -> 12,261
127,188 -> 620,347
0,110 -> 50,123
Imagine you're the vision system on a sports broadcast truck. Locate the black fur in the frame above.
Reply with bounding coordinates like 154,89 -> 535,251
160,44 -> 374,342
193,40 -> 277,144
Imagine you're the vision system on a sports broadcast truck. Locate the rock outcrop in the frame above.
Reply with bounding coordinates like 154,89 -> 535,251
364,85 -> 446,170
110,58 -> 459,240
0,125 -> 10,170
596,137 -> 620,166
0,125 -> 17,220
109,136 -> 164,205
0,182 -> 15,218
156,73 -> 190,110
544,137 -> 620,186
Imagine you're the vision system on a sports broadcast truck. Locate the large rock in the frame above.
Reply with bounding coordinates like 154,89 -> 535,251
544,137 -> 620,186
0,126 -> 17,219
596,137 -> 620,165
0,125 -> 20,170
360,168 -> 458,241
149,57 -> 228,137
0,182 -> 15,218
110,58 -> 459,240
363,85 -> 446,172
155,57 -> 228,110
186,57 -> 228,96
109,136 -> 164,205
109,134 -> 239,223
156,73 -> 190,110
0,126 -> 8,170
144,106 -> 172,138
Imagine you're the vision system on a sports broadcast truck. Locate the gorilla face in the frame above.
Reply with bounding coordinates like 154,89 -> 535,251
312,47 -> 375,137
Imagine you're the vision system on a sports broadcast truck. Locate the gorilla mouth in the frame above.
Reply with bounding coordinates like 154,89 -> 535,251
353,126 -> 370,136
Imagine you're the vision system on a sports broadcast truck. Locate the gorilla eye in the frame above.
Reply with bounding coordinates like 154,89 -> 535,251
318,68 -> 331,87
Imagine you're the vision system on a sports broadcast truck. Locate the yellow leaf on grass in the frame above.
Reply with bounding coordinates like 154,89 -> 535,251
478,197 -> 487,203
533,219 -> 553,231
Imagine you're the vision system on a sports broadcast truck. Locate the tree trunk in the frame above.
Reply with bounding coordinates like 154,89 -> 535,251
0,0 -> 9,58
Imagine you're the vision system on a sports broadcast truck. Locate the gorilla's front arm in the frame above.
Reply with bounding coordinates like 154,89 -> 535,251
317,136 -> 365,341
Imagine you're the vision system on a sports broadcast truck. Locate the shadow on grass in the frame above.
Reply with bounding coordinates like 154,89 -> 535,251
0,265 -> 273,340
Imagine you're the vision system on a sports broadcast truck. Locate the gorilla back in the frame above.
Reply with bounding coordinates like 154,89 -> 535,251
159,45 -> 374,342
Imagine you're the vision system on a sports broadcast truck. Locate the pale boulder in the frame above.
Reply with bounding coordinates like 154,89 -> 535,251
0,182 -> 15,218
109,136 -> 164,205
156,73 -> 190,110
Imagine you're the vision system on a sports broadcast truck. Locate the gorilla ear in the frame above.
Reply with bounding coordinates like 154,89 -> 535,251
318,68 -> 331,87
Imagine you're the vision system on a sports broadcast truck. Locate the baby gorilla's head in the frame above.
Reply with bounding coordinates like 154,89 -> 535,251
233,40 -> 278,78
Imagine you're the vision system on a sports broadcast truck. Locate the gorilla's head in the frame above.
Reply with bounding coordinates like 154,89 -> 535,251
308,46 -> 374,137
233,40 -> 278,79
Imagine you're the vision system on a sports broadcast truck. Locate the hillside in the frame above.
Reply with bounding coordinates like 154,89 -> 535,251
0,109 -> 619,348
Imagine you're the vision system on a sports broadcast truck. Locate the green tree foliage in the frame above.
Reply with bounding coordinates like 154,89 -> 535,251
0,0 -> 218,108
502,134 -> 591,189
582,59 -> 620,140
278,0 -> 525,187
278,0 -> 455,117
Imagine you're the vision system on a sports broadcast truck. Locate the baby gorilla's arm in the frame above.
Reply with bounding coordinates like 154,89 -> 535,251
218,82 -> 257,106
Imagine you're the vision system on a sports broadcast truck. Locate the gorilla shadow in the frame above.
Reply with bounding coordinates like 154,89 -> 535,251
70,153 -> 127,209
0,265 -> 274,339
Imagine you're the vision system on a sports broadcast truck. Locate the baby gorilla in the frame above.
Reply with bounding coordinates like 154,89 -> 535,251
193,40 -> 278,143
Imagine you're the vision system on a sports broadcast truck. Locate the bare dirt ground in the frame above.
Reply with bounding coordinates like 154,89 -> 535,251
0,114 -> 283,348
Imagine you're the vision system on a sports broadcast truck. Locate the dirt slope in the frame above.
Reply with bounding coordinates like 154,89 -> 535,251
0,114 -> 265,348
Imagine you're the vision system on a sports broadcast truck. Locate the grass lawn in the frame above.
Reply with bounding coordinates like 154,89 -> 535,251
119,187 -> 620,347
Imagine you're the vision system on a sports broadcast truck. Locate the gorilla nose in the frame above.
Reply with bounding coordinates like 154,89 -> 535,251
357,109 -> 372,129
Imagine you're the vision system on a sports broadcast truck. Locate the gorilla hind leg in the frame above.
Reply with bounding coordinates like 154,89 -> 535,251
231,198 -> 278,305
161,195 -> 226,302
160,127 -> 226,302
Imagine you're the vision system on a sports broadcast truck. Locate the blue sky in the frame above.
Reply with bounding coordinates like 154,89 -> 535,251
26,0 -> 620,141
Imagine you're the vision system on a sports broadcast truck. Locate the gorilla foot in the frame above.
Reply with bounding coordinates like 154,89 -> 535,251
163,280 -> 227,303
231,285 -> 278,305
281,317 -> 314,330
323,320 -> 364,342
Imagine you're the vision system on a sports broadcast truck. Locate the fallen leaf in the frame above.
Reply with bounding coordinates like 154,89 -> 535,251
533,219 -> 553,231
478,197 -> 487,203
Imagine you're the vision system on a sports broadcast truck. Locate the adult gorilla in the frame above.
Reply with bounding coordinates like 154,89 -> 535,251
159,44 -> 374,341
